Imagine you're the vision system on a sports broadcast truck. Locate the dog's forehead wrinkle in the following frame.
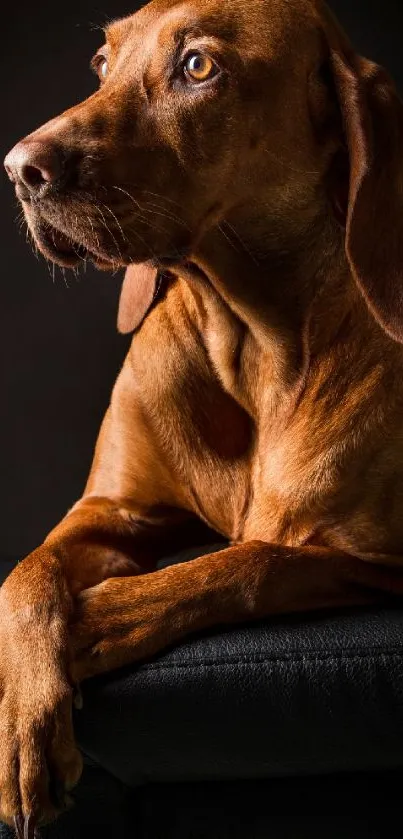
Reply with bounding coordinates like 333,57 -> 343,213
106,0 -> 321,73
105,16 -> 133,47
146,5 -> 240,54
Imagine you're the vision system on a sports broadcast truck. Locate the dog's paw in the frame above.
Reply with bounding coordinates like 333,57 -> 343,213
0,578 -> 83,828
0,669 -> 83,828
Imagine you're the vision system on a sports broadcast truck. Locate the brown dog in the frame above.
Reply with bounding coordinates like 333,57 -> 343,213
3,0 -> 403,830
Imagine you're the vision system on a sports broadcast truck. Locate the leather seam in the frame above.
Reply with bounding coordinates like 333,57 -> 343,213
143,651 -> 403,670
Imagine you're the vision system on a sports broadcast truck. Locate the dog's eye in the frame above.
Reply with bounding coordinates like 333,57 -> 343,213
91,54 -> 108,81
183,52 -> 218,83
99,60 -> 108,80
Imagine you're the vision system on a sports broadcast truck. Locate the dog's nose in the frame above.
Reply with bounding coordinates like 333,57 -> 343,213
4,140 -> 64,194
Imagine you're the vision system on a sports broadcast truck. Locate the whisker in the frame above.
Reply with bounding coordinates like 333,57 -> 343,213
97,199 -> 128,246
141,189 -> 183,209
217,223 -> 240,254
124,225 -> 157,264
141,203 -> 190,231
86,213 -> 101,251
115,182 -> 184,210
112,185 -> 143,212
45,259 -> 55,284
110,187 -> 150,227
222,220 -> 260,266
263,147 -> 319,177
91,202 -> 124,264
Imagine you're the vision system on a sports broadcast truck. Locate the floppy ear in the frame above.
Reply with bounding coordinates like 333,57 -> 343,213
117,263 -> 160,334
327,29 -> 403,341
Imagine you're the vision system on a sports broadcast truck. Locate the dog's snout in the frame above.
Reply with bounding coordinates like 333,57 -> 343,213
4,140 -> 64,195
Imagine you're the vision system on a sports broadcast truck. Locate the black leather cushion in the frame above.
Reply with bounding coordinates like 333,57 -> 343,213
3,552 -> 403,788
76,594 -> 403,785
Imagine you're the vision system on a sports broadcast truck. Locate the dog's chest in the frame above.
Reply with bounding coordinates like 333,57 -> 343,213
130,285 -> 403,549
130,309 -> 254,538
131,286 -> 329,542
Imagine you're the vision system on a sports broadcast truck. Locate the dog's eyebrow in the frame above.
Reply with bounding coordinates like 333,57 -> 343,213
104,17 -> 132,47
175,16 -> 239,45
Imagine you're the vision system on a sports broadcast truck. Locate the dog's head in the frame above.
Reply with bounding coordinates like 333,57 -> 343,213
4,0 -> 403,338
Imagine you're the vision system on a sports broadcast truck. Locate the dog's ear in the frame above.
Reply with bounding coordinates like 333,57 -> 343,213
325,19 -> 403,341
117,263 -> 160,334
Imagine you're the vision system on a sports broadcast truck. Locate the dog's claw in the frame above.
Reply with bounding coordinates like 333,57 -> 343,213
13,815 -> 24,839
24,814 -> 37,839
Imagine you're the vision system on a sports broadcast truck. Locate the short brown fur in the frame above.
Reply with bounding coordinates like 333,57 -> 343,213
2,0 -> 403,828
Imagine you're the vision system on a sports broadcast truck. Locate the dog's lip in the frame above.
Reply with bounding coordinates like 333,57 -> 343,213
35,223 -> 89,268
34,220 -> 118,269
24,202 -> 192,270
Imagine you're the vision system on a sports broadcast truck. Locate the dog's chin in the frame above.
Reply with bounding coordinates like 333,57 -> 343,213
30,220 -> 119,270
24,203 -> 192,271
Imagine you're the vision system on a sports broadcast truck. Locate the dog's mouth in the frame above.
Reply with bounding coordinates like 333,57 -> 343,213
21,190 -> 193,271
33,218 -> 119,270
37,223 -> 89,266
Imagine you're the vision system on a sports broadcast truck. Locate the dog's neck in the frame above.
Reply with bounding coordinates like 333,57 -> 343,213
198,199 -> 351,321
180,202 -> 363,418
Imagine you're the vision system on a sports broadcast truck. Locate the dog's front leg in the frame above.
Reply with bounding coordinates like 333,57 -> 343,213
70,540 -> 403,683
0,495 -> 189,830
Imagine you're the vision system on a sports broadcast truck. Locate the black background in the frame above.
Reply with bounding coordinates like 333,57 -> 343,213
1,1 -> 402,560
